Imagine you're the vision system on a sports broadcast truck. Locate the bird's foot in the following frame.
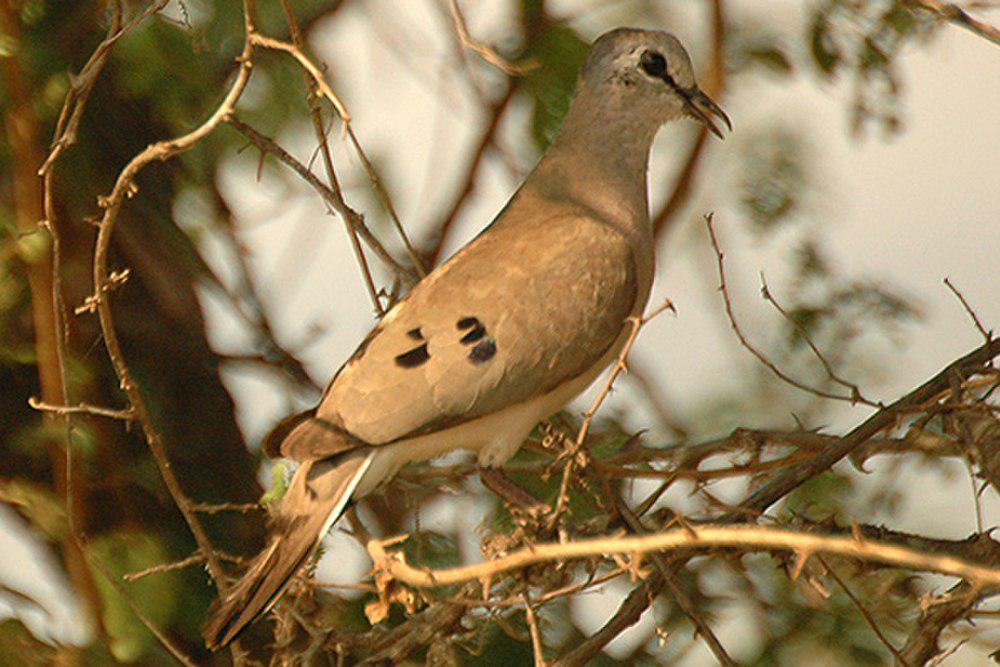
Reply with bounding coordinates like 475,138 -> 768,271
478,467 -> 547,514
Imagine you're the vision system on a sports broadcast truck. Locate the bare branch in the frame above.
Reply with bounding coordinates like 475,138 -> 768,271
729,336 -> 1000,518
523,594 -> 547,667
225,116 -> 417,283
706,215 -> 869,405
368,523 -> 1000,589
760,275 -> 880,407
944,276 -> 992,343
28,396 -> 135,421
898,583 -> 981,665
446,0 -> 536,74
89,0 -> 260,602
903,0 -> 1000,46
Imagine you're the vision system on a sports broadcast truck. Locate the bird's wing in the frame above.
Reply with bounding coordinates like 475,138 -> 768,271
280,212 -> 637,458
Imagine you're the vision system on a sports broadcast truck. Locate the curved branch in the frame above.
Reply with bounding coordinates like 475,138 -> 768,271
368,523 -> 1000,589
90,2 -> 257,593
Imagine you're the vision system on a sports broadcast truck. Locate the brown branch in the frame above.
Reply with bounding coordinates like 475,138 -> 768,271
422,85 -> 516,266
250,27 -> 426,284
276,2 -> 388,316
651,0 -> 727,237
760,275 -> 880,407
123,551 -> 208,582
523,594 -> 547,667
225,116 -> 417,282
819,556 -> 909,665
28,397 -> 135,421
447,0 -> 536,74
89,0 -> 260,602
903,0 -> 1000,46
898,583 -> 981,665
553,574 -> 664,667
82,544 -> 197,665
38,0 -> 170,176
729,336 -> 1000,518
367,524 -> 1000,588
591,465 -> 737,667
549,300 -> 675,525
360,594 -> 468,664
707,215 -> 868,405
944,276 -> 992,343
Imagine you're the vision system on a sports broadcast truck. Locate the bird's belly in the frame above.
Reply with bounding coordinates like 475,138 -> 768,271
354,326 -> 629,497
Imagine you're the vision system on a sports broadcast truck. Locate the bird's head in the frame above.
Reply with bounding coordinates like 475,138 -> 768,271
579,28 -> 731,139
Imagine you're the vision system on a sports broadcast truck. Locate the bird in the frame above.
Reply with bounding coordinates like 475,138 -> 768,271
203,27 -> 729,649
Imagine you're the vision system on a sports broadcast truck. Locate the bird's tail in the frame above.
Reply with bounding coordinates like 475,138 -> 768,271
202,451 -> 373,650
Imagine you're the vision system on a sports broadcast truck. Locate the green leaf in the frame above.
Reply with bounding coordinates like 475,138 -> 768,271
87,530 -> 180,663
521,24 -> 589,152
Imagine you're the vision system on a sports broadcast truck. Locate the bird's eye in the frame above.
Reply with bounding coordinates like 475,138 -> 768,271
640,50 -> 668,78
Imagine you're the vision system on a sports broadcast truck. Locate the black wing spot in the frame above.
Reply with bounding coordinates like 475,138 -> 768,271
468,338 -> 496,364
457,316 -> 479,330
395,343 -> 430,368
406,327 -> 424,340
460,322 -> 487,345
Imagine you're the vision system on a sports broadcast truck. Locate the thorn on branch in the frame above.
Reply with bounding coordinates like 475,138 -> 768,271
74,268 -> 131,315
28,396 -> 136,421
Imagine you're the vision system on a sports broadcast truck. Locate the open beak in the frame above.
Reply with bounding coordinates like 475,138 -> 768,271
680,86 -> 731,140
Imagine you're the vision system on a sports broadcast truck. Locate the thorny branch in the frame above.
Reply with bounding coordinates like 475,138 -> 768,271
88,1 -> 258,601
548,299 -> 675,526
446,0 -> 536,75
904,0 -> 1000,46
225,116 -> 417,282
707,214 -> 877,406
367,523 -> 1000,588
760,274 -> 880,407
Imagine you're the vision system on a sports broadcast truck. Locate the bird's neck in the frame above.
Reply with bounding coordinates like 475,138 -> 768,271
529,89 -> 660,230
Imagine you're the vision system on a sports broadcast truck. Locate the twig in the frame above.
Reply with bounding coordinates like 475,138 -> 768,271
276,1 -> 396,316
225,116 -> 417,282
38,0 -> 170,176
903,0 -> 1000,46
591,465 -> 737,666
944,276 -> 992,343
706,215 -> 867,405
89,0 -> 260,601
819,556 -> 910,665
28,397 -> 135,421
729,336 -> 1000,518
248,33 -> 350,121
553,574 -> 664,667
367,523 -> 1000,588
898,583 -> 980,665
84,542 -> 197,665
760,274 -> 880,407
123,552 -> 208,581
249,27 -> 425,281
189,501 -> 263,514
523,594 -> 547,667
447,0 -> 536,74
549,299 -> 675,525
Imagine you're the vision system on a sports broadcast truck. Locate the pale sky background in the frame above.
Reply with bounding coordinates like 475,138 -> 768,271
1,0 -> 998,662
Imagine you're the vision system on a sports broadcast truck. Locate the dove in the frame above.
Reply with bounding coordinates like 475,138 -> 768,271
204,27 -> 729,649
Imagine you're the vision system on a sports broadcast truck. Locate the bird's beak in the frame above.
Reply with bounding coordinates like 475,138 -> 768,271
680,86 -> 731,140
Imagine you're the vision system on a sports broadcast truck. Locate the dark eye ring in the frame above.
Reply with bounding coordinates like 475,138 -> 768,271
640,50 -> 668,78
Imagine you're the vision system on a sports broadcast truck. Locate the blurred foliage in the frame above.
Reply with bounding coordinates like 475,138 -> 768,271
0,0 -> 994,664
88,531 -> 180,663
739,127 -> 807,232
807,0 -> 939,134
